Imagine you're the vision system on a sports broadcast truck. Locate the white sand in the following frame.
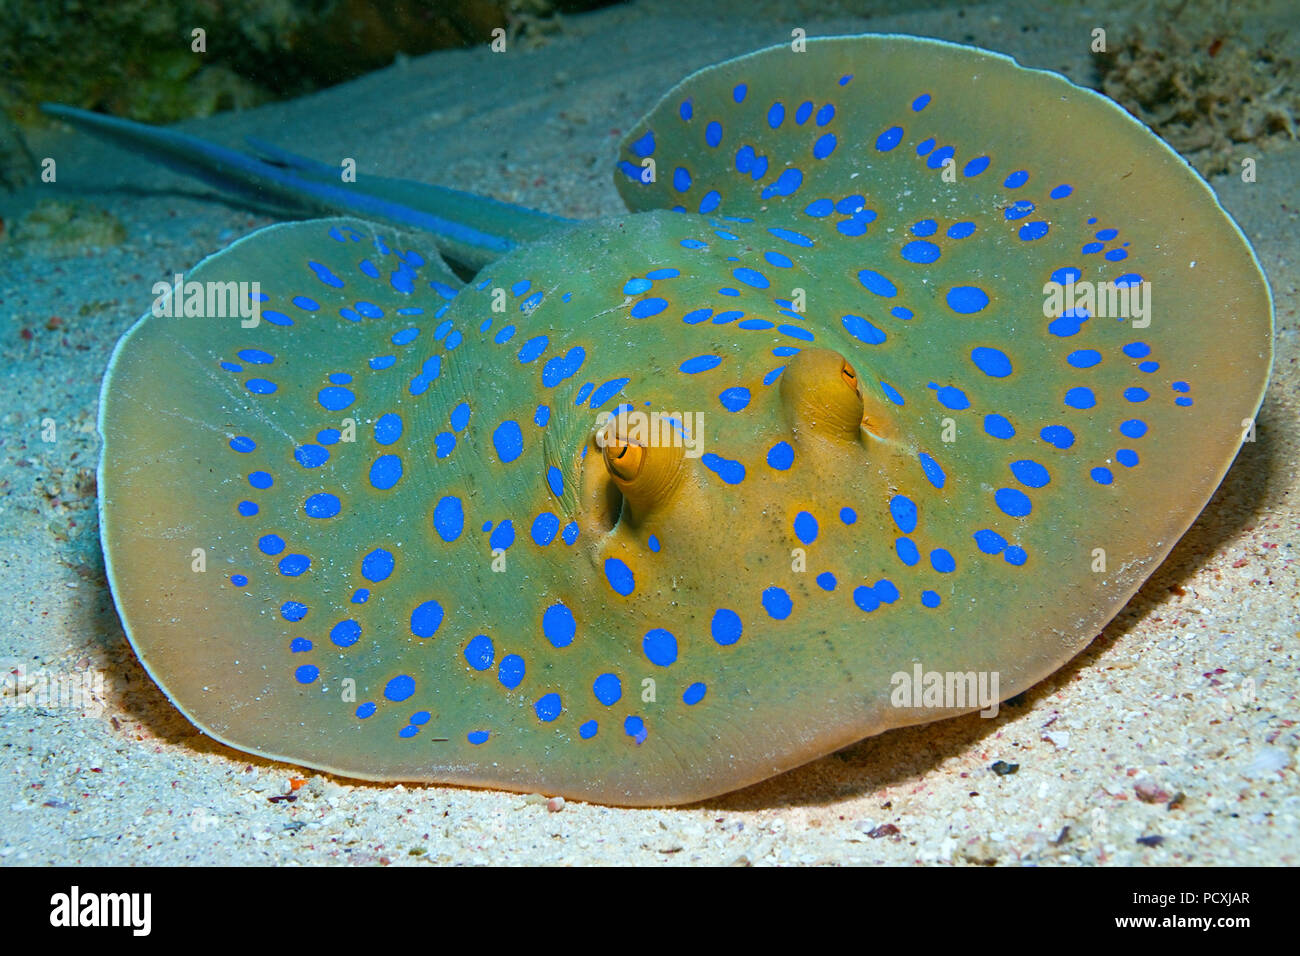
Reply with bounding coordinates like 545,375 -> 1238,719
1,0 -> 1296,865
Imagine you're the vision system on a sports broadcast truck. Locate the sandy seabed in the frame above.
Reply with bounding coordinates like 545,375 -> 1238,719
0,0 -> 1296,865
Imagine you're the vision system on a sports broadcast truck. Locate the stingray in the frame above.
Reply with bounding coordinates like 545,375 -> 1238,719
46,35 -> 1272,806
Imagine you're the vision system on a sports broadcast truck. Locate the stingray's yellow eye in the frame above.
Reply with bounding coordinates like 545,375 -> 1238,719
599,413 -> 684,520
602,432 -> 645,482
780,348 -> 867,441
840,361 -> 859,392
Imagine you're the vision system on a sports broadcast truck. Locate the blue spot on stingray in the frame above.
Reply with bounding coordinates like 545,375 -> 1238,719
842,314 -> 887,345
546,465 -> 564,497
1068,349 -> 1102,368
543,603 -> 576,648
974,529 -> 1008,554
1120,419 -> 1148,438
518,335 -> 548,363
384,675 -> 414,702
433,496 -> 464,542
767,441 -> 794,470
762,587 -> 792,620
996,488 -> 1033,517
246,378 -> 278,395
497,655 -> 525,689
681,354 -> 722,374
229,436 -> 255,453
890,495 -> 918,534
805,198 -> 833,217
330,619 -> 361,648
631,296 -> 668,318
767,226 -> 814,247
410,600 -> 444,638
643,628 -> 677,666
630,130 -> 655,157
971,347 -> 1012,377
1091,467 -> 1114,485
281,602 -> 307,622
711,609 -> 742,646
919,452 -> 946,489
946,286 -> 989,313
531,512 -> 560,546
761,168 -> 803,199
605,558 -> 635,596
295,445 -> 329,468
362,548 -> 394,582
593,673 -> 621,706
1065,387 -> 1096,409
702,453 -> 745,485
489,520 -> 515,552
876,126 -> 903,151
932,384 -> 970,410
1004,200 -> 1035,220
588,377 -> 630,408
857,269 -> 897,297
853,586 -> 880,613
926,145 -> 954,170
492,420 -> 523,463
1011,459 -> 1051,487
369,454 -> 403,490
1041,424 -> 1075,448
534,693 -> 562,723
793,511 -> 818,544
304,493 -> 340,519
374,412 -> 403,445
308,261 -> 345,288
719,386 -> 751,411
258,534 -> 285,556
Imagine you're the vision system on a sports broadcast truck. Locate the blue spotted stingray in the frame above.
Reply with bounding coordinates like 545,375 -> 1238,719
49,35 -> 1273,805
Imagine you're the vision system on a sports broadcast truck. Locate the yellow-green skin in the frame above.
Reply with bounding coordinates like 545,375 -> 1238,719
98,36 -> 1272,805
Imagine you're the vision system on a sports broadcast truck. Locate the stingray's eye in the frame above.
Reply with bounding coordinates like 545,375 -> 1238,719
599,412 -> 684,520
602,431 -> 645,482
840,360 -> 859,392
780,348 -> 867,441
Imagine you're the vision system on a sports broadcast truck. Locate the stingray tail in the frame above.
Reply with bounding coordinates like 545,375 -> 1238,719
40,103 -> 575,270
